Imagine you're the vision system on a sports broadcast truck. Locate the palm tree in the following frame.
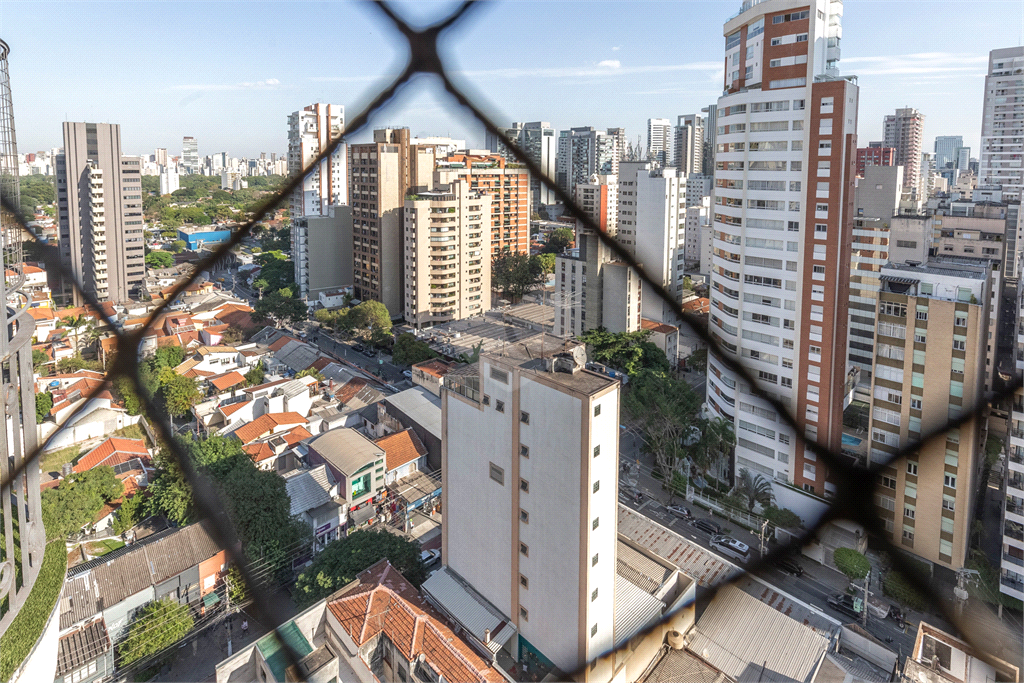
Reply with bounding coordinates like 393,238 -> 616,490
253,278 -> 268,300
690,416 -> 735,482
736,468 -> 775,513
62,314 -> 88,353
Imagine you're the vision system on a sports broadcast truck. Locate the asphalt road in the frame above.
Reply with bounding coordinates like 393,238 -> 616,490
308,330 -> 410,386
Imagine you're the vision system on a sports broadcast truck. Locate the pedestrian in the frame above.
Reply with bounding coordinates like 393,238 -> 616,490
241,619 -> 248,636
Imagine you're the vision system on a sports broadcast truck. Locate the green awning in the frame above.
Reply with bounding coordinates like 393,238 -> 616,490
203,591 -> 221,607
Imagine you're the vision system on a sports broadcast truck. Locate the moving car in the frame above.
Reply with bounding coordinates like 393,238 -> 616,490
776,556 -> 804,577
362,347 -> 377,358
710,535 -> 751,563
420,549 -> 440,566
666,504 -> 691,519
827,593 -> 864,619
352,343 -> 364,352
691,518 -> 721,535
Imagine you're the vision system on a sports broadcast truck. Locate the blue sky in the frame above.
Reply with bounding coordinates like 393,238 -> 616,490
3,0 -> 1021,159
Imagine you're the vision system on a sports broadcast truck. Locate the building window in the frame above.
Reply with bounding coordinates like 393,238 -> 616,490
593,480 -> 600,493
902,527 -> 915,542
594,404 -> 601,417
592,517 -> 600,530
521,575 -> 529,589
905,505 -> 915,519
520,411 -> 530,424
591,588 -> 599,602
594,445 -> 601,457
495,400 -> 505,413
490,367 -> 509,384
520,606 -> 529,621
591,624 -> 598,637
907,461 -> 918,476
520,479 -> 529,493
520,542 -> 529,557
520,444 -> 529,458
489,463 -> 504,485
944,474 -> 957,489
483,395 -> 490,406
943,496 -> 956,511
520,509 -> 529,523
592,553 -> 599,566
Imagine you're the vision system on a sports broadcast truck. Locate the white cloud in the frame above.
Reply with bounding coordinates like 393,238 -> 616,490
597,60 -> 621,69
457,61 -> 720,80
171,78 -> 283,91
843,51 -> 989,76
611,46 -> 621,51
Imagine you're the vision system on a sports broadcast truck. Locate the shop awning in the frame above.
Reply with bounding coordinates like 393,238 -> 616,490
203,591 -> 221,608
350,505 -> 374,526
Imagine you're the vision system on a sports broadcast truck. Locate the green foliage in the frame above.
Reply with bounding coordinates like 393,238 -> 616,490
348,300 -> 393,338
161,375 -> 201,418
244,361 -> 265,387
456,341 -> 483,365
542,227 -> 575,254
532,252 -> 556,275
882,568 -> 930,611
226,565 -> 249,605
56,355 -> 103,374
392,333 -> 437,366
833,547 -> 871,581
578,328 -> 667,376
492,249 -> 544,302
170,239 -> 187,254
985,435 -> 1004,467
35,392 -> 53,422
146,460 -> 193,526
736,468 -> 775,513
112,492 -> 145,536
0,541 -> 67,682
145,250 -> 175,269
18,175 -> 56,214
253,290 -> 307,325
141,175 -> 159,195
686,348 -> 707,373
32,348 -> 50,371
966,549 -> 1024,610
682,275 -> 693,291
295,367 -> 324,381
623,370 -> 703,478
117,598 -> 195,666
260,228 -> 290,252
153,345 -> 187,370
295,529 -> 426,607
252,278 -> 269,297
254,250 -> 295,294
41,467 -> 124,540
761,505 -> 802,529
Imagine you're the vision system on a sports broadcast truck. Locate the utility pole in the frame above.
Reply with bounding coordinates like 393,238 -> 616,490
854,571 -> 870,628
759,519 -> 770,557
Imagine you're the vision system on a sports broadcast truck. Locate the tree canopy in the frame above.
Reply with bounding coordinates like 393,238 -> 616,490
145,250 -> 175,269
41,467 -> 124,540
349,300 -> 393,337
542,227 -> 575,254
392,333 -> 437,366
252,290 -> 308,325
35,392 -> 53,422
578,328 -> 668,376
492,249 -> 544,303
833,547 -> 871,582
622,370 -> 703,478
736,468 -> 775,513
118,598 -> 194,666
295,529 -> 427,607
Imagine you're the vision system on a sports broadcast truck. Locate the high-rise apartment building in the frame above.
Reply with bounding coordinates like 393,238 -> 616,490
673,114 -> 705,176
347,128 -> 437,316
574,173 -> 618,234
934,135 -> 963,170
287,103 -> 347,220
701,104 -> 718,177
159,164 -> 179,195
154,147 -> 167,167
855,146 -> 895,177
1004,287 -> 1024,602
56,123 -> 146,305
979,47 -> 1024,200
883,107 -> 925,197
402,177 -> 491,327
485,123 -> 524,161
647,118 -> 672,165
487,122 -> 558,207
706,0 -> 858,501
557,127 -> 619,198
436,152 -> 530,256
182,135 -> 199,174
869,258 -> 991,570
441,339 -> 621,674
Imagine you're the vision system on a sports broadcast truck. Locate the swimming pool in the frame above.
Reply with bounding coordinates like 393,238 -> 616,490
841,433 -> 863,446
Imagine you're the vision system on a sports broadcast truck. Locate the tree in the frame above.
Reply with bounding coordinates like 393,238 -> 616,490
682,275 -> 693,291
295,367 -> 324,381
56,355 -> 102,374
492,249 -> 545,303
41,467 -> 124,540
170,239 -> 187,254
252,278 -> 268,299
690,416 -> 735,480
542,227 -> 574,254
222,323 -> 245,344
61,314 -> 89,352
578,328 -> 667,377
834,547 -> 871,582
622,370 -> 702,479
244,361 -> 265,387
145,463 -> 193,526
162,375 -> 201,421
735,468 -> 775,513
145,250 -> 175,269
348,300 -> 392,339
762,505 -> 802,529
295,529 -> 427,607
686,348 -> 707,373
112,491 -> 145,536
532,252 -> 556,275
253,290 -> 307,325
118,598 -> 194,666
392,333 -> 437,366
882,569 -> 929,612
225,565 -> 249,605
32,348 -> 50,372
35,392 -> 53,422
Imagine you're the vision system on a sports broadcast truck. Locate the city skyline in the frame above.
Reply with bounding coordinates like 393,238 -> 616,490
5,1 -> 1020,158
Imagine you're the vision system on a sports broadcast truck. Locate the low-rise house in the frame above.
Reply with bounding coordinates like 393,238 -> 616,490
306,428 -> 386,530
283,465 -> 344,547
242,376 -> 317,417
54,618 -> 113,683
214,559 -> 503,683
28,306 -> 57,341
375,428 -> 427,485
243,425 -> 313,472
228,412 -> 309,445
174,345 -> 240,376
409,358 -> 457,397
903,621 -> 1020,683
381,386 -> 442,471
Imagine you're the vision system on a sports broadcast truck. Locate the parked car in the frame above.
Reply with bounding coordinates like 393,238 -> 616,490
692,518 -> 721,535
666,504 -> 691,519
403,370 -> 413,378
352,343 -> 364,352
362,347 -> 377,358
827,593 -> 864,619
420,549 -> 440,566
776,556 -> 804,577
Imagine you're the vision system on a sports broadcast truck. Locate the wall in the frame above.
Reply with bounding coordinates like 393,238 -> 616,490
102,586 -> 156,643
306,206 -> 354,299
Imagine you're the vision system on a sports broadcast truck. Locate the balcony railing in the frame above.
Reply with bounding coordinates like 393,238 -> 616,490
1003,552 -> 1024,568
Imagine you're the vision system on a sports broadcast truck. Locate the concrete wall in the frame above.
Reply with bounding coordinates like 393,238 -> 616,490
307,206 -> 354,300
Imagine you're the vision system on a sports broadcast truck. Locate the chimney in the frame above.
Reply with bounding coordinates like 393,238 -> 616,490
484,629 -> 491,644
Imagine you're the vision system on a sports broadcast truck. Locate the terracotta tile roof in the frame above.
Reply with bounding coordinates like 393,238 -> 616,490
196,345 -> 237,355
156,330 -> 201,348
174,358 -> 202,375
310,357 -> 333,372
268,335 -> 300,352
641,318 -> 678,335
28,307 -> 55,321
375,429 -> 427,472
232,412 -> 308,445
218,309 -> 255,331
219,399 -> 252,417
327,561 -> 503,683
243,425 -> 313,462
23,264 -> 44,275
412,359 -> 455,378
182,368 -> 215,379
335,378 -> 369,404
209,371 -> 246,391
681,298 -> 710,315
74,437 -> 150,473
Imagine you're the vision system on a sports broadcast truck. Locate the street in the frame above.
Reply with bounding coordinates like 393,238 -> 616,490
310,330 -> 409,385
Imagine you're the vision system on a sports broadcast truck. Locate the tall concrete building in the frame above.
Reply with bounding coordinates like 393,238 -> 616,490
158,164 -> 179,195
490,122 -> 559,207
287,103 -> 347,219
56,123 -> 146,305
573,173 -> 618,234
701,104 -> 718,177
855,146 -> 895,177
154,147 -> 167,167
182,135 -> 199,174
869,258 -> 991,570
441,338 -> 621,674
883,107 -> 925,197
673,114 -> 704,176
705,0 -> 858,504
934,135 -> 963,170
1004,287 -> 1024,602
647,118 -> 672,165
979,47 -> 1024,201
293,205 -> 353,301
436,152 -> 530,256
557,127 -> 619,198
402,178 -> 490,328
485,122 -> 524,161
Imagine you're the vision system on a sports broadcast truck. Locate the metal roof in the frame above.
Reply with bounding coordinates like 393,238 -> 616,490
687,584 -> 829,683
59,575 -> 101,630
421,566 -> 516,654
384,386 -> 442,439
284,465 -> 334,516
308,427 -> 384,475
56,619 -> 111,677
613,573 -> 664,649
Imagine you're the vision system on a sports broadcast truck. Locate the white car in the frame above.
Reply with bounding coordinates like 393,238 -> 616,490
420,549 -> 440,566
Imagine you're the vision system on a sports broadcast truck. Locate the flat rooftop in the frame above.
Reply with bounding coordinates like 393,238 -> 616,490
882,257 -> 990,281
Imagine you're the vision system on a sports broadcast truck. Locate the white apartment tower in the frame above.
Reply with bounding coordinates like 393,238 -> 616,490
158,164 -> 179,195
182,136 -> 199,174
674,114 -> 705,176
442,340 -> 621,674
883,107 -> 925,198
557,127 -> 620,198
706,0 -> 858,500
647,118 -> 672,165
979,47 -> 1024,201
288,103 -> 347,218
